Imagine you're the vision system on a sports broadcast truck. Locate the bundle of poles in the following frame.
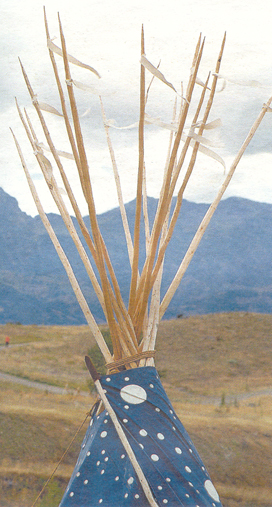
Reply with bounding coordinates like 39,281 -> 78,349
12,9 -> 272,373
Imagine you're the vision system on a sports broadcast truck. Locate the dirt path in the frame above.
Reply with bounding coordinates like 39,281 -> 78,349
0,371 -> 89,396
1,370 -> 271,405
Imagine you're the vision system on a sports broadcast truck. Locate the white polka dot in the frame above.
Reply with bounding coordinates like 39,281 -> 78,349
188,482 -> 194,487
127,477 -> 134,485
101,450 -> 105,455
151,454 -> 159,461
105,457 -> 109,462
170,410 -> 173,414
99,500 -> 103,504
82,443 -> 85,448
163,500 -> 168,504
139,429 -> 148,437
104,419 -> 108,424
158,486 -> 163,490
106,377 -> 111,382
101,431 -> 107,438
123,419 -> 128,423
149,383 -> 154,388
115,476 -> 119,481
101,469 -> 105,475
124,493 -> 128,498
90,420 -> 93,426
105,412 -> 108,416
76,472 -> 80,477
155,407 -> 160,412
189,448 -> 193,453
124,377 -> 130,381
135,494 -> 139,499
121,454 -> 125,459
87,451 -> 90,456
166,478 -> 171,482
84,480 -> 88,485
124,405 -> 129,410
103,389 -> 107,393
175,447 -> 182,454
69,492 -> 74,497
185,494 -> 190,498
97,461 -> 100,466
204,480 -> 220,502
157,432 -> 165,440
172,426 -> 176,431
185,466 -> 192,473
120,384 -> 147,404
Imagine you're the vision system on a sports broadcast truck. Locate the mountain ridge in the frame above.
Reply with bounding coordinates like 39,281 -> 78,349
0,187 -> 271,324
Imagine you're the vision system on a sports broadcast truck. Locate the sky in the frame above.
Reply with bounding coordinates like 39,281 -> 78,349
1,0 -> 272,217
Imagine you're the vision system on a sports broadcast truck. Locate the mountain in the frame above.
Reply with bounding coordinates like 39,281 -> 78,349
0,187 -> 271,324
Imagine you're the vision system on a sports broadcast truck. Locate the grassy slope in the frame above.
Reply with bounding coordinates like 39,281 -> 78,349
0,313 -> 272,506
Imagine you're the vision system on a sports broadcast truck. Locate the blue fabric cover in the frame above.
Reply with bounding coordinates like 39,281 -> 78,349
59,366 -> 222,507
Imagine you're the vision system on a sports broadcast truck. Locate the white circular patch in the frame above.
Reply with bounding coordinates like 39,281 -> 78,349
204,480 -> 220,502
87,451 -> 90,456
69,492 -> 74,497
185,466 -> 192,473
175,447 -> 182,454
139,429 -> 148,437
100,431 -> 107,438
84,480 -> 88,485
157,433 -> 165,440
151,454 -> 159,461
120,384 -> 147,404
127,477 -> 134,485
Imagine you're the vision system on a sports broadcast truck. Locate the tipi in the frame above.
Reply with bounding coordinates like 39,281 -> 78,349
12,9 -> 272,507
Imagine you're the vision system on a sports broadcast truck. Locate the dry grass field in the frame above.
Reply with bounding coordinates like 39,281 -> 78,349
0,312 -> 271,506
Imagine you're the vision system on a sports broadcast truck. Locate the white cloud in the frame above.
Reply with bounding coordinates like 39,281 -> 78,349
1,0 -> 272,216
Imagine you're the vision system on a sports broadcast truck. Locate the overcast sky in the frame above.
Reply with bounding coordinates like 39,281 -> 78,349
1,0 -> 272,216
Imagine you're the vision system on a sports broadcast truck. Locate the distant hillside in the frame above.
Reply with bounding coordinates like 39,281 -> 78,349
0,187 -> 271,324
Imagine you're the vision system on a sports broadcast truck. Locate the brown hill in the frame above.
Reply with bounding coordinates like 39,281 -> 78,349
0,312 -> 272,506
